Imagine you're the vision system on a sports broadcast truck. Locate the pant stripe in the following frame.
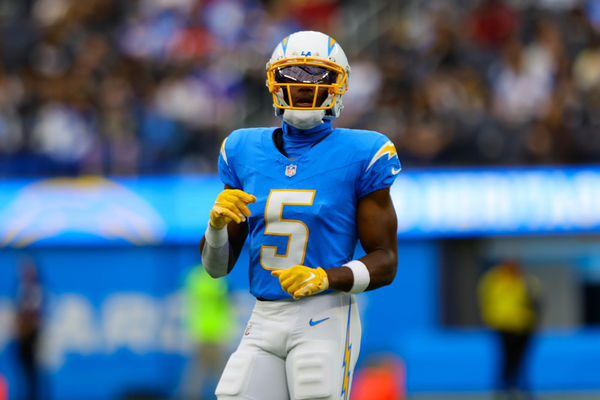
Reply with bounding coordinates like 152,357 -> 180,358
340,296 -> 352,400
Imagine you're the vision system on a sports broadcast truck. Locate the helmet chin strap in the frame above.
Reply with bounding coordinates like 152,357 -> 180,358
283,109 -> 326,130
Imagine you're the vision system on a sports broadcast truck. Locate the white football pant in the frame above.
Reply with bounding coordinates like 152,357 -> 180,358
215,292 -> 361,400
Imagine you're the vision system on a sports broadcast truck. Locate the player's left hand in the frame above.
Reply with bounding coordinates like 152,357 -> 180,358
272,265 -> 329,299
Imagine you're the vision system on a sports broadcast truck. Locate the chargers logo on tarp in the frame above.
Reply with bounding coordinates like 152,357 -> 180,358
0,176 -> 166,247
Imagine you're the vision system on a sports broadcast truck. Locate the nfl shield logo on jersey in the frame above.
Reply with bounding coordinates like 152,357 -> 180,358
285,164 -> 297,177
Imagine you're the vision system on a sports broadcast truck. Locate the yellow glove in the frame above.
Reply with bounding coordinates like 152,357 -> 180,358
209,189 -> 256,230
271,265 -> 329,299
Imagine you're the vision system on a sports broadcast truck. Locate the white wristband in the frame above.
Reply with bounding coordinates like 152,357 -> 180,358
205,224 -> 228,247
344,260 -> 370,294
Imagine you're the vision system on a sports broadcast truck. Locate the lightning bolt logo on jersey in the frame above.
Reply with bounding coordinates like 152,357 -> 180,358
218,127 -> 401,300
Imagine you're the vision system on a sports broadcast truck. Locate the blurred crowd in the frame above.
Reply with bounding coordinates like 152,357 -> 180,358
1,0 -> 600,177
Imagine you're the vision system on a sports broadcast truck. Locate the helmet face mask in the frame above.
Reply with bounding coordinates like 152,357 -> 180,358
266,31 -> 350,121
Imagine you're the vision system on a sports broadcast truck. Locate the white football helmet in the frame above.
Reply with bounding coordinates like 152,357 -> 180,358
266,31 -> 350,126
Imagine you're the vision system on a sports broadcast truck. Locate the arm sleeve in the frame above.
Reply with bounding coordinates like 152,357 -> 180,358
201,226 -> 230,278
356,139 -> 402,198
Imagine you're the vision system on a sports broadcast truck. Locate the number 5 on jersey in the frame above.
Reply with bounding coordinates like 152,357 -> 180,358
260,189 -> 315,270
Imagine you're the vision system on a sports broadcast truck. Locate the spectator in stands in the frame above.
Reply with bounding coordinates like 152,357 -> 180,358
3,0 -> 600,175
468,0 -> 520,51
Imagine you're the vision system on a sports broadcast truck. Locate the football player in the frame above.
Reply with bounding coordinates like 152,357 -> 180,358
200,30 -> 400,400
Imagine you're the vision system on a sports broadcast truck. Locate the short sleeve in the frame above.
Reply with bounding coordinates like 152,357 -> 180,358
356,140 -> 401,198
217,137 -> 243,189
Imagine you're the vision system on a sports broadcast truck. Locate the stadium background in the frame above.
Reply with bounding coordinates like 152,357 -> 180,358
1,0 -> 600,399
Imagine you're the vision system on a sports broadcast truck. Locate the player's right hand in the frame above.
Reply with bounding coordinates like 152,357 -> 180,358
209,189 -> 256,230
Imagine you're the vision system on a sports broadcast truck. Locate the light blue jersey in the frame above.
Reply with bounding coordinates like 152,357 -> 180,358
218,126 -> 401,300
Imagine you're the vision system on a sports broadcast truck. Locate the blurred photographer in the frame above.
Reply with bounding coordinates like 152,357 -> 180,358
15,257 -> 44,400
478,260 -> 542,400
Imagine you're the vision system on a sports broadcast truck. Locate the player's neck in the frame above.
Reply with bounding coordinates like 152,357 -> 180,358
281,120 -> 332,159
282,120 -> 332,137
